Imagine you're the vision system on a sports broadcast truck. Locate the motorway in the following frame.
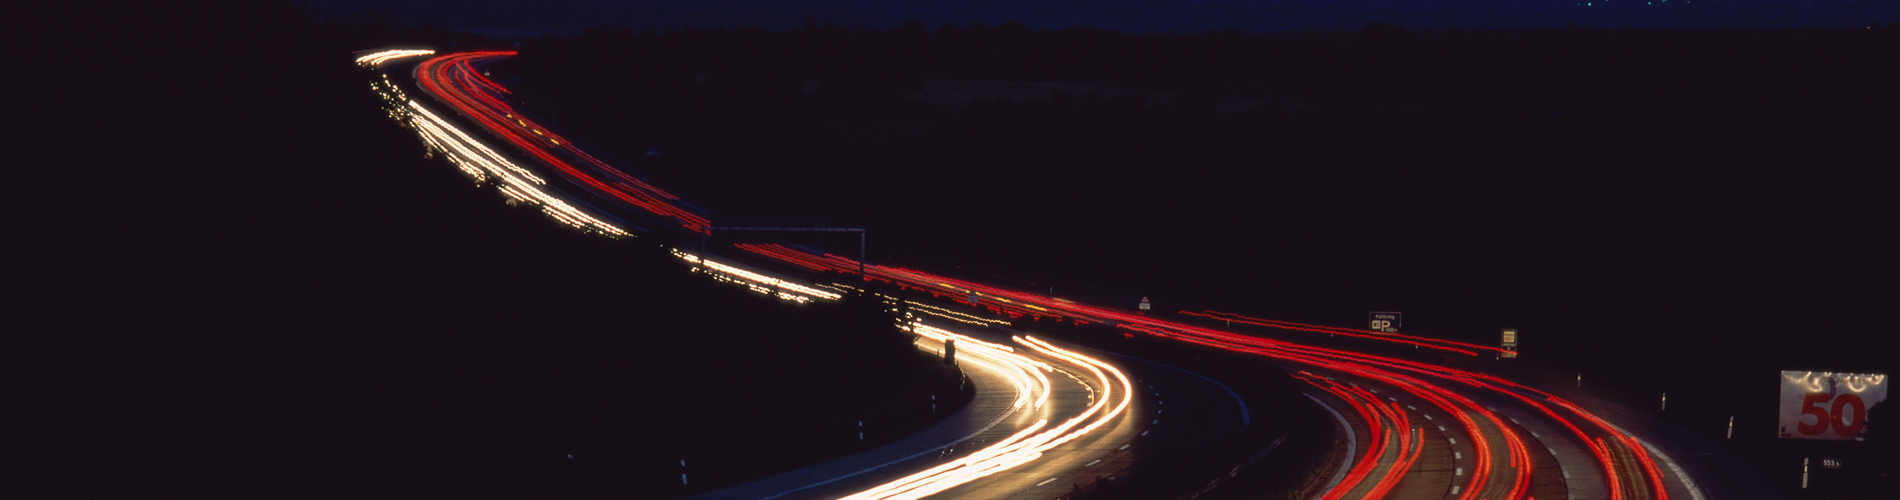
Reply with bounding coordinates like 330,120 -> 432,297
357,48 -> 1714,500
738,244 -> 1705,500
685,325 -> 1144,500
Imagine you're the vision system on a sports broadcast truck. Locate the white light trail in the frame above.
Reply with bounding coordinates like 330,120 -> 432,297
398,98 -> 630,237
672,249 -> 843,303
834,332 -> 1134,500
355,49 -> 435,68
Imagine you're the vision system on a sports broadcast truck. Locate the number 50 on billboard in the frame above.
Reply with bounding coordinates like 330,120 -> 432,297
1779,371 -> 1887,441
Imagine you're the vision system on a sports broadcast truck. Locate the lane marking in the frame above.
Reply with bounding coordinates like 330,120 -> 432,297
1456,467 -> 1464,476
1448,437 -> 1457,444
1086,459 -> 1101,467
1304,393 -> 1356,494
1452,486 -> 1461,494
1455,451 -> 1462,459
1076,346 -> 1250,425
1639,437 -> 1710,500
1118,444 -> 1130,450
1141,431 -> 1149,436
1438,426 -> 1447,431
745,342 -> 1029,500
1036,477 -> 1058,487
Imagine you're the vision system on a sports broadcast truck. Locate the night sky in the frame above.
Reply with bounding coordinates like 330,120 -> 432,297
309,0 -> 1898,36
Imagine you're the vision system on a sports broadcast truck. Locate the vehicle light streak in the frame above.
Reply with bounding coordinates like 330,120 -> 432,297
912,323 -> 1056,411
1296,372 -> 1387,499
355,49 -> 434,68
1214,335 -> 1626,500
732,244 -> 1668,500
835,333 -> 1133,500
366,51 -> 1677,500
410,53 -> 711,233
1185,310 -> 1507,356
671,249 -> 841,303
381,83 -> 628,236
915,324 -> 1040,412
893,296 -> 1015,328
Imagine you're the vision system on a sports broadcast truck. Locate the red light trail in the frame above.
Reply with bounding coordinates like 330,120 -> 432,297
413,52 -> 710,233
724,242 -> 1668,500
388,50 -> 1680,500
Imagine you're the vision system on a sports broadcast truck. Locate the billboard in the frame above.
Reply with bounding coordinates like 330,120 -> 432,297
1369,312 -> 1401,333
1779,371 -> 1887,441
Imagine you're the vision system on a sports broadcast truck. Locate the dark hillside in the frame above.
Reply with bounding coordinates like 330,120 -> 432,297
17,3 -> 963,498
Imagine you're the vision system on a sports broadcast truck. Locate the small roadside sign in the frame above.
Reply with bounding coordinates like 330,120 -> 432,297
1369,312 -> 1401,333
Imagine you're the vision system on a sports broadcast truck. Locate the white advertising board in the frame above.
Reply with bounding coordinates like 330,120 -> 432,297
1779,371 -> 1887,441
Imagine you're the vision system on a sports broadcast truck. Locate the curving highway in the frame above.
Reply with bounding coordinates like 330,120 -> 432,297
357,48 -> 1713,500
737,243 -> 1700,500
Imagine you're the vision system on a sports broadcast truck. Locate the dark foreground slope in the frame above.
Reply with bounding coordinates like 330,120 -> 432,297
15,3 -> 966,498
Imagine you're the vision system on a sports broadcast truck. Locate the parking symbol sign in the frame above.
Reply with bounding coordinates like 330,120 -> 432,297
1369,312 -> 1401,334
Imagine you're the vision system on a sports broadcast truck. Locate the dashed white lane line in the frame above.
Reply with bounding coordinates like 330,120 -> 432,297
1452,486 -> 1462,494
1448,437 -> 1457,444
1036,477 -> 1058,487
1085,459 -> 1102,467
1438,426 -> 1447,431
1456,467 -> 1464,476
1141,431 -> 1149,436
1423,414 -> 1433,420
1455,452 -> 1462,459
1118,444 -> 1130,450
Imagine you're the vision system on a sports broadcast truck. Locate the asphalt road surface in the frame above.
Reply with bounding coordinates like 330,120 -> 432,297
359,48 -> 1719,500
